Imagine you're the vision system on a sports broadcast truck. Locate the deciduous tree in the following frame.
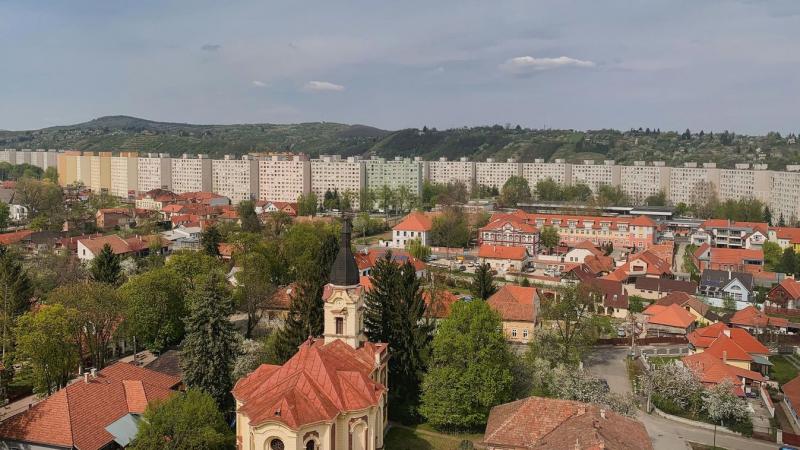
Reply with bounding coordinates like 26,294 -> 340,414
120,267 -> 186,352
499,176 -> 531,207
539,226 -> 560,253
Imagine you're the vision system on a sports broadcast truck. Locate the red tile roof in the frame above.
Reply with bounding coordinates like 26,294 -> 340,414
783,375 -> 800,413
656,292 -> 710,318
773,227 -> 800,244
480,217 -> 538,233
730,305 -> 789,328
77,234 -> 157,257
773,278 -> 800,300
232,338 -> 386,430
490,211 -> 657,232
393,211 -> 433,232
423,290 -> 459,319
709,248 -> 763,265
483,396 -> 653,450
705,334 -> 753,362
353,248 -> 426,273
0,362 -> 179,450
478,245 -> 528,260
487,285 -> 537,322
682,351 -> 764,390
0,229 -> 33,245
643,303 -> 696,329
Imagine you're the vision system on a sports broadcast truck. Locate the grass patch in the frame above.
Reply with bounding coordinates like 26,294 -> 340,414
770,355 -> 799,385
384,424 -> 481,450
626,356 -> 644,392
689,443 -> 728,450
648,355 -> 681,367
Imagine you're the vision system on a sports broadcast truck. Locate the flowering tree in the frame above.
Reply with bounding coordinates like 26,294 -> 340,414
637,361 -> 704,413
703,380 -> 750,426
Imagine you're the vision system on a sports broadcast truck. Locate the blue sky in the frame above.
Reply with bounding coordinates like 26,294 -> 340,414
1,0 -> 799,133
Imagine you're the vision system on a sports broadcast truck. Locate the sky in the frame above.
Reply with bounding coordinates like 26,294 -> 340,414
1,0 -> 799,133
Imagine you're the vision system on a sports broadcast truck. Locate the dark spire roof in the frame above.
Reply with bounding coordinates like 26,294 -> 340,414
329,215 -> 360,286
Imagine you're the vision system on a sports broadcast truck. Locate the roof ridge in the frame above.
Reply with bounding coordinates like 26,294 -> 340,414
63,382 -> 78,447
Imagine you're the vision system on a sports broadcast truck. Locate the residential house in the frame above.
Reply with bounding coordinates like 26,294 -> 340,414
632,277 -> 697,299
95,207 -> 135,229
563,240 -> 614,268
604,249 -> 672,283
687,322 -> 771,374
781,375 -> 800,430
698,269 -> 754,303
582,278 -> 630,318
134,188 -> 179,211
76,234 -> 166,262
0,363 -> 181,450
482,396 -> 653,450
354,248 -> 427,278
729,305 -> 789,334
160,225 -> 202,251
264,201 -> 298,216
176,191 -> 230,207
478,216 -> 540,254
478,245 -> 529,273
233,219 -> 389,450
694,245 -> 764,272
766,277 -> 800,310
487,285 -> 539,344
643,303 -> 697,336
691,219 -> 769,249
769,227 -> 800,251
0,230 -> 33,247
682,351 -> 764,397
422,289 -> 459,324
656,291 -> 718,325
391,211 -> 433,248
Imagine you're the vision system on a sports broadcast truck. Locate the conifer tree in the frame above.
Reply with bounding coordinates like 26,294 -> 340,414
364,255 -> 432,422
764,206 -> 772,225
0,245 -> 32,369
201,225 -> 222,257
470,262 -> 497,300
90,243 -> 121,285
181,273 -> 238,409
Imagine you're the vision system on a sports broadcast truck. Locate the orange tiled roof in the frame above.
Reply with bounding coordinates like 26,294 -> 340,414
354,248 -> 426,272
643,303 -> 695,329
709,248 -> 763,265
702,219 -> 769,233
393,211 -> 433,232
423,290 -> 459,319
730,305 -> 788,328
705,334 -> 753,362
774,278 -> 800,300
773,227 -> 800,244
480,217 -> 538,233
483,396 -> 653,450
682,351 -> 763,389
489,211 -> 657,231
487,285 -> 537,322
0,362 -> 179,450
656,292 -> 710,318
232,338 -> 386,429
783,375 -> 800,413
0,229 -> 33,245
478,245 -> 528,260
77,234 -> 155,256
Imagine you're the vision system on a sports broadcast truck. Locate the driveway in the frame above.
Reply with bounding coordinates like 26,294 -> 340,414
584,347 -> 778,450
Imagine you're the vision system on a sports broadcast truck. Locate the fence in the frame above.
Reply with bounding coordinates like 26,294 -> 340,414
784,431 -> 800,446
765,306 -> 800,317
761,384 -> 776,418
596,336 -> 687,346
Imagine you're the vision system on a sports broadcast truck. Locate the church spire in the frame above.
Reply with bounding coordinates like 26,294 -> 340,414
329,214 -> 360,287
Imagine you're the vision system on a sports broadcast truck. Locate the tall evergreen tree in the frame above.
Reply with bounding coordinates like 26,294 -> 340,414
201,225 -> 222,257
778,247 -> 798,276
364,255 -> 432,422
181,274 -> 238,409
273,233 -> 339,363
90,243 -> 121,284
763,206 -> 773,225
779,213 -> 787,227
0,245 -> 32,362
470,263 -> 497,300
238,200 -> 262,233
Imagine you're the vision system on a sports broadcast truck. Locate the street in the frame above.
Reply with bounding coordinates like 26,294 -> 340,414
584,346 -> 778,450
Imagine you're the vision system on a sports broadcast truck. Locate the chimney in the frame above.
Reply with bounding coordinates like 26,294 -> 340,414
723,328 -> 730,337
84,373 -> 90,383
91,368 -> 97,379
600,409 -> 606,419
722,350 -> 727,363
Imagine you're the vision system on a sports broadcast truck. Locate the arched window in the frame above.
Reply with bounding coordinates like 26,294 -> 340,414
270,439 -> 285,450
305,440 -> 316,450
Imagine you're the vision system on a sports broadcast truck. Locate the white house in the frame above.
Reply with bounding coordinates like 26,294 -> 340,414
392,211 -> 433,248
478,245 -> 529,273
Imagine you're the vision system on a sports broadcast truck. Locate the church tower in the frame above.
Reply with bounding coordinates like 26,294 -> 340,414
323,216 -> 367,348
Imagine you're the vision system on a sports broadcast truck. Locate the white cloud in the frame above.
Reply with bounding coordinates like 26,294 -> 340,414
500,56 -> 595,75
252,80 -> 267,87
303,80 -> 345,92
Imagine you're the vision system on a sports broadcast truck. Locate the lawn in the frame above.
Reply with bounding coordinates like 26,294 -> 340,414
771,355 -> 799,385
647,355 -> 681,367
384,424 -> 482,450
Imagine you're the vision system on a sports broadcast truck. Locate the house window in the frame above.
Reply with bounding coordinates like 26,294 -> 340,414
271,439 -> 285,450
523,329 -> 529,339
335,317 -> 344,335
511,329 -> 517,338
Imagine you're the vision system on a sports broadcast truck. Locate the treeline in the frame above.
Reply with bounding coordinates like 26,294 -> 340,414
0,163 -> 58,182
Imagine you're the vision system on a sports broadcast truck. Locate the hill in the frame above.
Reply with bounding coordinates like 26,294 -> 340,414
0,117 -> 798,169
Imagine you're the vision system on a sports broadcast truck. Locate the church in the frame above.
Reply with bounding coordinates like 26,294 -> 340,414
233,218 -> 389,450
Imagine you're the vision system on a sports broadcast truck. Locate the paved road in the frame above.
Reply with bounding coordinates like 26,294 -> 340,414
584,346 -> 778,450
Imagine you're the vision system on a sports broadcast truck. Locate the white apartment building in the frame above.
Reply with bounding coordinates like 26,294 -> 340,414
0,149 -> 59,171
620,161 -> 670,205
719,164 -> 772,203
668,163 -> 721,206
476,158 -> 521,190
110,152 -> 139,198
137,153 -> 172,193
570,160 -> 620,193
0,149 -> 17,165
770,167 -> 800,224
211,155 -> 259,205
258,154 -> 310,203
425,157 -> 476,189
364,157 -> 424,195
30,150 -> 59,171
310,155 -> 365,209
171,154 -> 212,194
521,158 -> 571,188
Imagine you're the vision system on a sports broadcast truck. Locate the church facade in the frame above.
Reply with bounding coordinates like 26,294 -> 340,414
233,218 -> 389,450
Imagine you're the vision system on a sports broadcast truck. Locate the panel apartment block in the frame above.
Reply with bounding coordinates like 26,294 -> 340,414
571,160 -> 620,193
719,164 -> 772,203
364,157 -> 423,195
137,153 -> 173,193
171,154 -> 212,194
620,161 -> 670,205
425,157 -> 476,190
475,158 -> 521,189
521,159 -> 571,188
668,163 -> 721,206
89,152 -> 113,193
310,155 -> 365,210
770,167 -> 800,224
211,155 -> 259,205
258,154 -> 310,203
110,152 -> 139,199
